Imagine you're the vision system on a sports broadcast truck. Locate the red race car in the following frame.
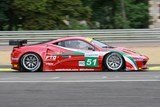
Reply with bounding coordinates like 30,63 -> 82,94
9,36 -> 149,72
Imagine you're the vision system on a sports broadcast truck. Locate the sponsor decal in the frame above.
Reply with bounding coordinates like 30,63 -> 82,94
46,56 -> 57,61
79,61 -> 85,66
55,69 -> 95,71
55,69 -> 79,71
84,53 -> 99,67
46,63 -> 54,66
79,69 -> 95,71
85,53 -> 99,57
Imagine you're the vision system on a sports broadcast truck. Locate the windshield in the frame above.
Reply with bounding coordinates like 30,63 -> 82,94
91,39 -> 109,48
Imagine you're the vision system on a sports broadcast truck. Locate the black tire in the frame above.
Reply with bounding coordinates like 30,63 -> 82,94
104,53 -> 124,71
20,53 -> 42,72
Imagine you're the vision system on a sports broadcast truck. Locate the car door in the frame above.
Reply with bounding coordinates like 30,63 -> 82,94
56,39 -> 99,70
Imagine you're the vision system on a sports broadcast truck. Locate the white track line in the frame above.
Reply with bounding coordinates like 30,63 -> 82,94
0,79 -> 160,83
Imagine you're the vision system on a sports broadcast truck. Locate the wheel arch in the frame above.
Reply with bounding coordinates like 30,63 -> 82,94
19,51 -> 43,71
102,51 -> 126,70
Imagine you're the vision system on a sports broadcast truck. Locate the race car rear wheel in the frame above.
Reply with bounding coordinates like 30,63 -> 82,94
20,53 -> 42,72
104,53 -> 124,71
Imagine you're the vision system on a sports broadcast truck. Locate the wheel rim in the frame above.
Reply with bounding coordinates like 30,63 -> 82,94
22,54 -> 41,71
106,53 -> 123,70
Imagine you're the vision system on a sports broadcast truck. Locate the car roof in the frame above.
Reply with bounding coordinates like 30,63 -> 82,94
48,36 -> 93,44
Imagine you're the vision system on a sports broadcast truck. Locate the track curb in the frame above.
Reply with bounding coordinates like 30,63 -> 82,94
0,68 -> 15,72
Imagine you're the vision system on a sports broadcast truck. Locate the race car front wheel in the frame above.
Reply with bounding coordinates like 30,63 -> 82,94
104,53 -> 124,71
20,53 -> 42,72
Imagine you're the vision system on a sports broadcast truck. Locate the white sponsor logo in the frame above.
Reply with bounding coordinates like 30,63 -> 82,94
46,63 -> 54,66
79,69 -> 95,71
46,56 -> 57,61
55,69 -> 95,71
55,69 -> 79,71
79,61 -> 85,66
85,53 -> 99,57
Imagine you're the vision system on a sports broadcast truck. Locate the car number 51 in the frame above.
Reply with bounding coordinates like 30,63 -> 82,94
85,57 -> 98,67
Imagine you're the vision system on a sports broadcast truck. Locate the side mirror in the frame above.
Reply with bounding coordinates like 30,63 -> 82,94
88,47 -> 95,51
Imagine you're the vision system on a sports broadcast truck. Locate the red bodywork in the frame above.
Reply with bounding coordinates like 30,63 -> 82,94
11,37 -> 149,71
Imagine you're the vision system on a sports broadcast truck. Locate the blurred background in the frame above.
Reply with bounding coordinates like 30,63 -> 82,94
0,0 -> 160,66
0,0 -> 159,31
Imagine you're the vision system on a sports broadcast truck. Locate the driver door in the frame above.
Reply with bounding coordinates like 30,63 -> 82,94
56,39 -> 99,69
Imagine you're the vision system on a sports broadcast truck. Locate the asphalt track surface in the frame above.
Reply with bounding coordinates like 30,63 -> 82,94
0,71 -> 160,107
0,64 -> 159,71
0,42 -> 160,107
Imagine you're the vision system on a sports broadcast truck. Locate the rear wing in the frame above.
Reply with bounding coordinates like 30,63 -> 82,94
9,40 -> 27,47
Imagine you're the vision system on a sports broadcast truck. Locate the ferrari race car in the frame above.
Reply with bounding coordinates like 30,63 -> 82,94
9,36 -> 149,72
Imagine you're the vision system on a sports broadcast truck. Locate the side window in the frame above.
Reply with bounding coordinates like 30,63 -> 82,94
57,41 -> 65,47
57,40 -> 94,50
77,40 -> 94,50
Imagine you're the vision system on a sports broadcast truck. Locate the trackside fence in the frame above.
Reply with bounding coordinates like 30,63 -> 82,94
0,29 -> 160,45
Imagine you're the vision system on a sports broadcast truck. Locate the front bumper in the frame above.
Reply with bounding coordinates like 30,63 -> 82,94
136,60 -> 148,70
125,55 -> 149,71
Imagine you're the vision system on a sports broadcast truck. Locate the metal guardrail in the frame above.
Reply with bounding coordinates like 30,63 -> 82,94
0,29 -> 160,45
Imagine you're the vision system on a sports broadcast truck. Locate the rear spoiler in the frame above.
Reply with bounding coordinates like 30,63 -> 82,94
9,40 -> 27,47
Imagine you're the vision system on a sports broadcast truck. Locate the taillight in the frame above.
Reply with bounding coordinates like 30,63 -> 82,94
12,47 -> 17,53
11,47 -> 20,57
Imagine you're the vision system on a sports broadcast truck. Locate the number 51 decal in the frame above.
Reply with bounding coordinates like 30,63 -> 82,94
85,57 -> 98,67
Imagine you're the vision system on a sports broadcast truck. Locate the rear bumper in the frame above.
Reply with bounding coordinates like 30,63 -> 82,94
11,62 -> 20,71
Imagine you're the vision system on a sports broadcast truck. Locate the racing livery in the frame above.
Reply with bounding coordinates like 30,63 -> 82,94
9,37 -> 149,72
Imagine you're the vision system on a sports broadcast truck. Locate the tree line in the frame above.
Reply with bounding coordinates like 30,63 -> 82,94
0,0 -> 149,30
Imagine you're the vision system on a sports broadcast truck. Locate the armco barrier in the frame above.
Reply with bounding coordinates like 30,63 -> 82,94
0,29 -> 160,45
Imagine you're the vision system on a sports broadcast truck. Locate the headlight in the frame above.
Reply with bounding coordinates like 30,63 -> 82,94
134,58 -> 143,61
